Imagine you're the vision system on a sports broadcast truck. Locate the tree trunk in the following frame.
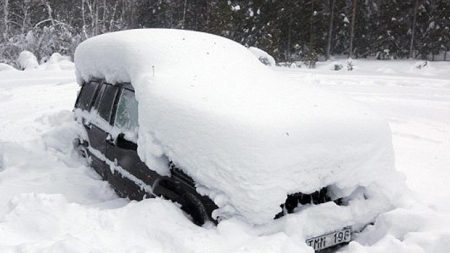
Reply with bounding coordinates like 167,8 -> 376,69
309,0 -> 316,68
309,0 -> 315,51
109,0 -> 119,31
3,0 -> 8,41
21,3 -> 29,34
326,0 -> 335,60
81,0 -> 88,38
287,15 -> 292,61
102,0 -> 107,32
182,0 -> 188,29
409,0 -> 419,58
349,0 -> 357,58
94,0 -> 99,36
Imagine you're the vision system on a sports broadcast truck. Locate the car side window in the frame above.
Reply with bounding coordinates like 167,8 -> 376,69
97,84 -> 119,123
114,88 -> 138,132
76,81 -> 99,110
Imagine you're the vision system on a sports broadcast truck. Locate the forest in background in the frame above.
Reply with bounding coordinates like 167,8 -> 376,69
1,0 -> 449,68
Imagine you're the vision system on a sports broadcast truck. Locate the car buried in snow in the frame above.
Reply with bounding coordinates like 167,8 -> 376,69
72,29 -> 402,252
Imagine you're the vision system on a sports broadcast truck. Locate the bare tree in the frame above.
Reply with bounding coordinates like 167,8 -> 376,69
32,0 -> 56,28
109,0 -> 120,31
349,0 -> 357,58
80,0 -> 101,37
43,0 -> 55,27
19,1 -> 32,33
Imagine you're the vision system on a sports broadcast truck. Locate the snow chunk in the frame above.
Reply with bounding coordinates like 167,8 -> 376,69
413,60 -> 431,70
231,5 -> 241,11
17,50 -> 39,70
75,29 -> 401,224
248,46 -> 276,66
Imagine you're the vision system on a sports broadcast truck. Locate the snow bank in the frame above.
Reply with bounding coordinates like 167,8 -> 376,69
342,203 -> 450,253
41,53 -> 75,71
0,63 -> 17,72
75,29 -> 402,224
248,46 -> 276,66
297,59 -> 450,80
17,50 -> 39,70
15,51 -> 74,72
0,193 -> 312,253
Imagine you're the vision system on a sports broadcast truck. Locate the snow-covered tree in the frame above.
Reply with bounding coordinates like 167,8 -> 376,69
0,0 -> 449,64
375,0 -> 412,59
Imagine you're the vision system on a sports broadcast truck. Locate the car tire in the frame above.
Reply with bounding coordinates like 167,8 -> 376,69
180,191 -> 210,226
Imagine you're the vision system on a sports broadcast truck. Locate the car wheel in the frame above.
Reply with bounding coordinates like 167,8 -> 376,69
180,191 -> 210,226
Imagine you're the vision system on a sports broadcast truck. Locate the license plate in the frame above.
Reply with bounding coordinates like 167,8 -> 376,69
305,226 -> 352,251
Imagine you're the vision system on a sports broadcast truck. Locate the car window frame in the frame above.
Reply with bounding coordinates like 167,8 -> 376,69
94,82 -> 120,125
92,82 -> 106,111
75,80 -> 101,111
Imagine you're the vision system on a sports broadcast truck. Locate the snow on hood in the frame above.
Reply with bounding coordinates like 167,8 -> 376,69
75,29 -> 399,224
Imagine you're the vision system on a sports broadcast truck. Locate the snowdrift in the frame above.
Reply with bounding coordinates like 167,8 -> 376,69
75,29 -> 402,224
17,50 -> 39,70
0,63 -> 17,72
41,53 -> 75,71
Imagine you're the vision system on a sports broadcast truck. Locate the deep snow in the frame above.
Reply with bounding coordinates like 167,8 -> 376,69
0,59 -> 449,252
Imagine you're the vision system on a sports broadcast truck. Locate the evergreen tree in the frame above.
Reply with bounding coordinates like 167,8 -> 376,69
376,0 -> 412,59
415,0 -> 434,59
427,0 -> 450,60
333,0 -> 351,57
437,0 -> 450,60
352,0 -> 377,58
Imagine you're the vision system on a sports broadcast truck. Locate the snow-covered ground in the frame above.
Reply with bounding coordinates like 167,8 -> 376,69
0,59 -> 449,252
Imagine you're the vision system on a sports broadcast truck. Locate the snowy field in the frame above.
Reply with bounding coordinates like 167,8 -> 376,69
0,59 -> 449,252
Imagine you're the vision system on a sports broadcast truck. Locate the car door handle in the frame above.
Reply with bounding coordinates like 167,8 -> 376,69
106,134 -> 115,144
83,122 -> 92,129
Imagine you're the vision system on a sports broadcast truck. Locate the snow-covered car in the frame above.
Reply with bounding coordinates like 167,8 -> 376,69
73,29 -> 403,251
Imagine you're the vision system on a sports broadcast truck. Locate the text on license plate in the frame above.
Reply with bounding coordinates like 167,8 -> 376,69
305,226 -> 352,251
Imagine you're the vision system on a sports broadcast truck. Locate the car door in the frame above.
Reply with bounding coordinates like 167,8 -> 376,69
88,83 -> 119,178
107,86 -> 158,199
74,80 -> 107,177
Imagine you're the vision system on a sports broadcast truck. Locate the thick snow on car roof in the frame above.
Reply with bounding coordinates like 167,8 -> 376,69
75,29 -> 401,224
